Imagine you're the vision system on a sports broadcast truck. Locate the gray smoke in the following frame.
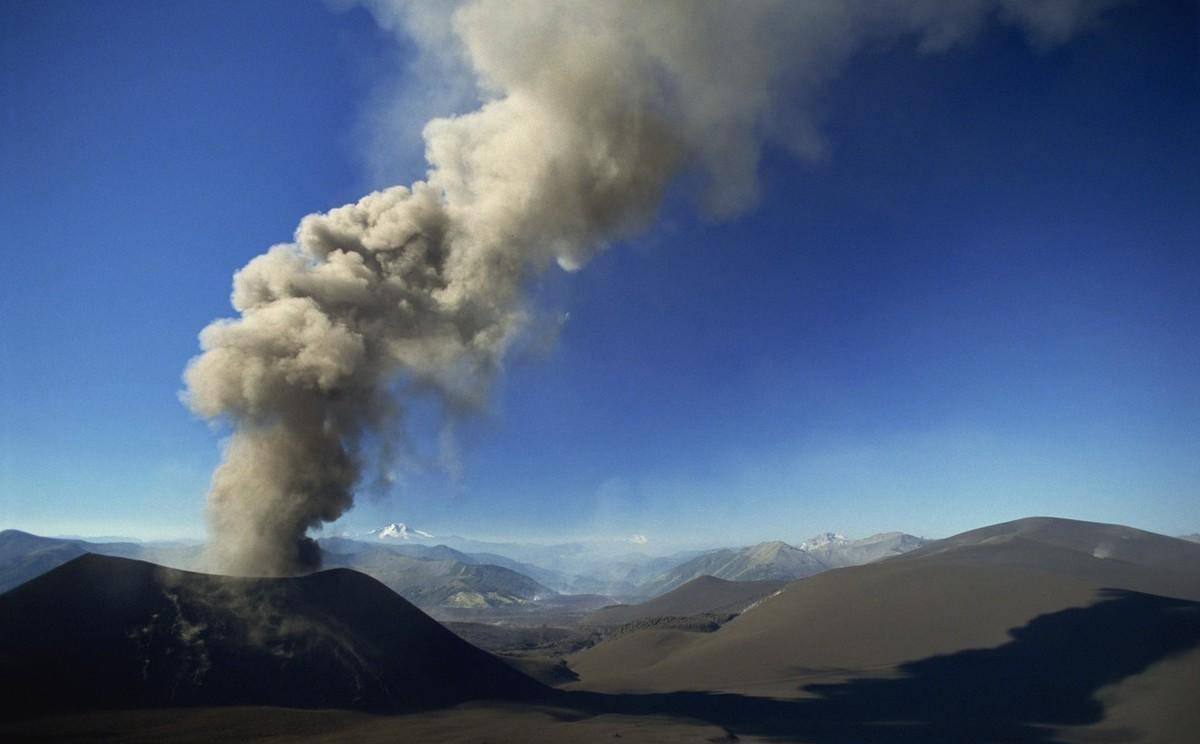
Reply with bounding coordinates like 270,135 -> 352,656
184,0 -> 1118,576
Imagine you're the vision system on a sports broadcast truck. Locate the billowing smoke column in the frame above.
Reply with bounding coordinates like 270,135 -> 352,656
184,0 -> 1117,576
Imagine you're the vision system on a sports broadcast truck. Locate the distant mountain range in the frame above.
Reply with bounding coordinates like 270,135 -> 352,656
632,532 -> 927,598
320,539 -> 555,608
0,530 -> 199,594
351,527 -> 931,598
0,527 -> 925,607
337,527 -> 931,599
634,542 -> 823,598
0,531 -> 557,611
802,530 -> 928,568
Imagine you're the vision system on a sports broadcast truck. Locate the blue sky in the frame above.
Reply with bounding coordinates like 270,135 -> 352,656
1,1 -> 1196,547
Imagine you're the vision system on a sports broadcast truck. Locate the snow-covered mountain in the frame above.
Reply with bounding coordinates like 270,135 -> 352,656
803,531 -> 927,568
365,523 -> 435,541
798,532 -> 849,550
630,532 -> 928,598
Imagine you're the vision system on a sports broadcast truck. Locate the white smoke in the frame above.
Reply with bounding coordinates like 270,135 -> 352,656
184,0 -> 1120,576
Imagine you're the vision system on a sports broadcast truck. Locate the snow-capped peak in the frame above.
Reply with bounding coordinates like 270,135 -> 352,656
367,522 -> 434,541
800,532 -> 849,550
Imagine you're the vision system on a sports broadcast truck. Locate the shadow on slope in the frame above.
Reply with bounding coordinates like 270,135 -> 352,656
556,589 -> 1200,742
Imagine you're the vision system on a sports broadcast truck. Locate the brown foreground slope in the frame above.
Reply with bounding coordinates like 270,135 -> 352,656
0,704 -> 754,744
571,517 -> 1200,695
571,557 -> 1104,694
565,517 -> 1200,742
894,516 -> 1200,599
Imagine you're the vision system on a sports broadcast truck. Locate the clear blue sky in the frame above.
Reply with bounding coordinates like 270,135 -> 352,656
1,0 -> 1197,547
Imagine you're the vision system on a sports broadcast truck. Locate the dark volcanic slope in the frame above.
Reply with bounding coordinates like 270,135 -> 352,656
0,554 -> 543,715
584,576 -> 785,626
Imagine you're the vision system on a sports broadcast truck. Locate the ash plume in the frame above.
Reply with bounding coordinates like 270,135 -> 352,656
184,0 -> 1118,576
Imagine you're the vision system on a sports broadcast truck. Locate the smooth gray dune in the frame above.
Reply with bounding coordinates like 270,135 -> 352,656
894,516 -> 1200,600
567,517 -> 1200,742
584,575 -> 786,627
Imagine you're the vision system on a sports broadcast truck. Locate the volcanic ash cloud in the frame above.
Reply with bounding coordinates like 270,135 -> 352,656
183,0 -> 1118,576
